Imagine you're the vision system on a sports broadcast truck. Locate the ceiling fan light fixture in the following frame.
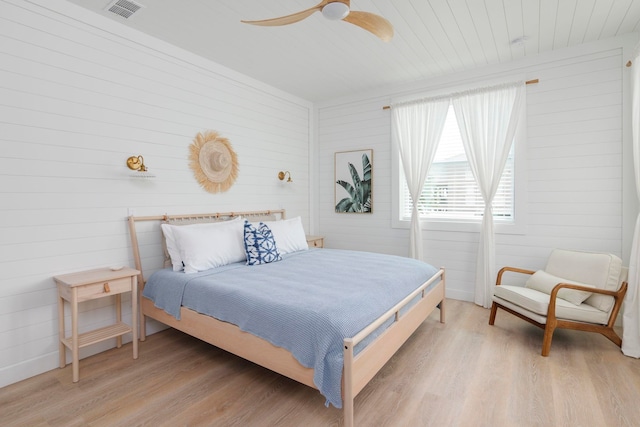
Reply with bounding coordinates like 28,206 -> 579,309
322,2 -> 350,20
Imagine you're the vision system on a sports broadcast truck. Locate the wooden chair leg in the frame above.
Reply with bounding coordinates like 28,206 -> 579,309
541,322 -> 556,356
489,302 -> 498,325
600,328 -> 622,347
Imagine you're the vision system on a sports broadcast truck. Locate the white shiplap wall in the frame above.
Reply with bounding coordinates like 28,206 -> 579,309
317,36 -> 636,302
0,0 -> 312,387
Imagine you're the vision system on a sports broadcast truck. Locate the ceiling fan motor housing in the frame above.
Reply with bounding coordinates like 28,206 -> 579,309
322,2 -> 350,20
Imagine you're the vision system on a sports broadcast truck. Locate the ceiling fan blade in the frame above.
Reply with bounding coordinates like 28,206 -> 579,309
241,2 -> 327,27
343,10 -> 394,41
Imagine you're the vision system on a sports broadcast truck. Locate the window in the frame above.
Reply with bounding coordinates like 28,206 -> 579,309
395,104 -> 523,230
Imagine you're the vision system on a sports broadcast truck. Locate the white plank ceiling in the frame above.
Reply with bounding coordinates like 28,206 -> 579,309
66,0 -> 640,102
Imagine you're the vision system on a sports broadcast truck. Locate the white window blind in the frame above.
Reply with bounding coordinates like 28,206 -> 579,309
400,105 -> 514,222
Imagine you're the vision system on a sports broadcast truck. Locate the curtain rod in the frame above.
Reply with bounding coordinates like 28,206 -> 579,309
382,78 -> 539,110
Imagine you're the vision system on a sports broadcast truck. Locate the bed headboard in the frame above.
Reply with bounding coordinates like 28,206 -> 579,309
127,209 -> 286,286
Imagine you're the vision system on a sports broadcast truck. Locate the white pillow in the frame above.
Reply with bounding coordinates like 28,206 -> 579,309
161,217 -> 231,269
171,217 -> 246,274
160,223 -> 184,271
161,220 -> 234,272
260,216 -> 308,255
524,270 -> 594,306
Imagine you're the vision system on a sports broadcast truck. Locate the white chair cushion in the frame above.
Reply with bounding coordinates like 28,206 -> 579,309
493,285 -> 610,325
524,270 -> 594,305
545,249 -> 623,312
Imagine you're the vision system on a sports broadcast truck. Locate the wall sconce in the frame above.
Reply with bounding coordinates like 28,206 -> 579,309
278,171 -> 293,183
126,155 -> 155,178
127,155 -> 147,172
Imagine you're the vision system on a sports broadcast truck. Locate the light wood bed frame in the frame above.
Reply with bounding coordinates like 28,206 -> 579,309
128,210 -> 445,427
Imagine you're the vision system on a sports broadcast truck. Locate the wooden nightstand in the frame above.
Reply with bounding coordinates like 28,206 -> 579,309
54,267 -> 140,382
306,235 -> 324,248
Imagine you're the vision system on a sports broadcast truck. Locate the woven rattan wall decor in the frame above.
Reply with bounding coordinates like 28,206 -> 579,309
189,131 -> 238,193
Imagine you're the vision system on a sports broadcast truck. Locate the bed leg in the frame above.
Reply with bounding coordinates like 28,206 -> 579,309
344,398 -> 354,427
140,314 -> 147,341
439,269 -> 446,323
343,340 -> 354,427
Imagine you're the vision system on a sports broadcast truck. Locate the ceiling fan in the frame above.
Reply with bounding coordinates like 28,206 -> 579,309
241,0 -> 394,42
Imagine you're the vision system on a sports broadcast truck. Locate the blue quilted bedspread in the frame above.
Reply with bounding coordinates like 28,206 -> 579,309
143,248 -> 439,408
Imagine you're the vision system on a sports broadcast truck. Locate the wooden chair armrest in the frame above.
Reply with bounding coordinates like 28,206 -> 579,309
547,282 -> 628,323
550,282 -> 627,298
496,266 -> 536,286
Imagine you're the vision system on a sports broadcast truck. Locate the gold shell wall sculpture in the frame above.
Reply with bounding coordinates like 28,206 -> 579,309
189,131 -> 238,193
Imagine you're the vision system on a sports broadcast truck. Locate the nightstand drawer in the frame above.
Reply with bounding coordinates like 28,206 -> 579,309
306,235 -> 324,248
76,277 -> 132,301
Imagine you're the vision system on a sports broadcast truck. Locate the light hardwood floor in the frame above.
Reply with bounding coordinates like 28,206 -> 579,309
3,299 -> 640,426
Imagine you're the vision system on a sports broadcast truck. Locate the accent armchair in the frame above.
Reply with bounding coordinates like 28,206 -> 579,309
489,249 -> 628,356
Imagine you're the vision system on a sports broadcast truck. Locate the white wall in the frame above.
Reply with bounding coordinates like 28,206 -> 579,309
317,35 -> 638,302
0,0 -> 312,387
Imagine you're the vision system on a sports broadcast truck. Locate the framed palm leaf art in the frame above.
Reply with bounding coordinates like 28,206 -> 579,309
334,149 -> 372,213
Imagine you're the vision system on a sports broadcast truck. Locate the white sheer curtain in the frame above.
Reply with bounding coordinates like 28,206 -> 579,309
452,82 -> 525,308
623,50 -> 640,358
392,98 -> 450,260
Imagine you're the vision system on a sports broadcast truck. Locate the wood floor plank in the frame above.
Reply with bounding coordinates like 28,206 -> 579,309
2,300 -> 639,426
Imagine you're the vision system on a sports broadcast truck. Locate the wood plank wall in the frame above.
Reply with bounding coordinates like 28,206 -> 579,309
0,0 -> 312,387
317,37 -> 635,302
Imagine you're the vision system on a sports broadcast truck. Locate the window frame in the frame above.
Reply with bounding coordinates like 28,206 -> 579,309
391,93 -> 527,235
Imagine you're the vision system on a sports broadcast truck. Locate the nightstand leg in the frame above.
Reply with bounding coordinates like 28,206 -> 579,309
115,294 -> 122,348
132,278 -> 138,359
58,293 -> 66,368
71,288 -> 79,383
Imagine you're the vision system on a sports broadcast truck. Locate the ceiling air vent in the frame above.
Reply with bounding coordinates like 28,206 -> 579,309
105,0 -> 144,19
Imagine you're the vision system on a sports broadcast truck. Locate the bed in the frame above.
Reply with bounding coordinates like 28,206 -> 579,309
128,210 -> 445,426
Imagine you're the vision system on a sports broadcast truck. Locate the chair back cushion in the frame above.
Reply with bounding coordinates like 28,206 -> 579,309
524,270 -> 593,305
544,249 -> 623,312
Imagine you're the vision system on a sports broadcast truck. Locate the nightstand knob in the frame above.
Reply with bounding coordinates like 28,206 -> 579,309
103,283 -> 111,293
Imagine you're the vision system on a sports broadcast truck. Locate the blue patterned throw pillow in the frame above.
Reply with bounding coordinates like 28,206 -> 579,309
243,220 -> 282,265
